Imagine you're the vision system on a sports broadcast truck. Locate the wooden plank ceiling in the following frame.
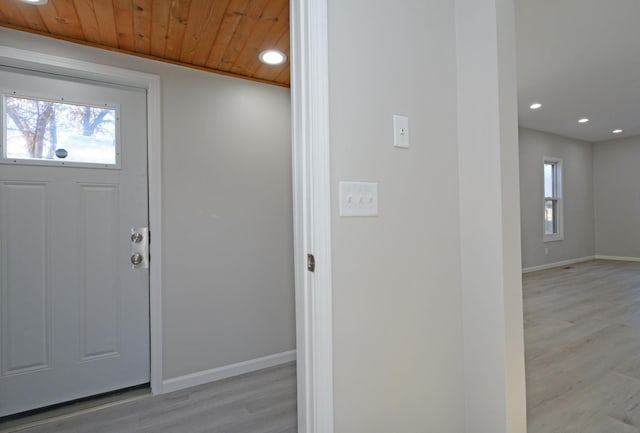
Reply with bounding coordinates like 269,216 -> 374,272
0,0 -> 290,87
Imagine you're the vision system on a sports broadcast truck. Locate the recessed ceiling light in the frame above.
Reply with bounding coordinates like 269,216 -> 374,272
259,50 -> 287,66
18,0 -> 48,4
613,129 -> 623,134
578,118 -> 590,123
529,103 -> 542,110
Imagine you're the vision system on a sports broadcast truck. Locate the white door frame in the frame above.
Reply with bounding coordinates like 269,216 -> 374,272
290,0 -> 334,432
0,46 -> 165,395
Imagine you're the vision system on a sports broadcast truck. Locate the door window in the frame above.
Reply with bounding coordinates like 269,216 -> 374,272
2,94 -> 119,168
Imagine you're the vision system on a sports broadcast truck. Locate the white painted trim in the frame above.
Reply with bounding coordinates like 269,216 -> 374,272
161,350 -> 297,394
146,73 -> 164,396
522,256 -> 595,273
0,46 -> 164,395
595,255 -> 640,263
291,0 -> 334,432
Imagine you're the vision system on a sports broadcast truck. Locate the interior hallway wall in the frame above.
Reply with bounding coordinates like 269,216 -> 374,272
327,0 -> 464,431
326,0 -> 526,431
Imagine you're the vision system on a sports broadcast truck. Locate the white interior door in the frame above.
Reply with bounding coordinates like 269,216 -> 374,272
0,66 -> 149,417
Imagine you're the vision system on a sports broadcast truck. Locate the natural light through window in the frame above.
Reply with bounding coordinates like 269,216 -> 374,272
3,95 -> 118,167
543,157 -> 563,242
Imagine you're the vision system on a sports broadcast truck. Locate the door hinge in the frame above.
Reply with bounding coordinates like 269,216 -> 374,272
307,254 -> 316,272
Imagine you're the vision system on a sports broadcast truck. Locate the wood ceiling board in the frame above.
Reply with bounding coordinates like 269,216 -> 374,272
217,0 -> 271,71
253,25 -> 288,83
274,61 -> 289,84
0,2 -> 24,25
163,0 -> 191,60
0,0 -> 291,87
203,0 -> 250,68
227,0 -> 285,76
50,0 -> 85,39
93,0 -> 119,47
28,3 -> 59,34
72,0 -> 101,44
149,0 -> 171,57
113,0 -> 136,51
237,5 -> 287,78
133,0 -> 152,54
179,0 -> 229,65
33,2 -> 81,39
9,3 -> 48,33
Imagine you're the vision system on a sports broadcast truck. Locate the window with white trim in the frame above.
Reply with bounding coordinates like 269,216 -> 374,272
543,157 -> 563,242
2,93 -> 119,168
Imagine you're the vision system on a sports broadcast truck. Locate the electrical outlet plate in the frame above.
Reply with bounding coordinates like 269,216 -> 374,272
339,181 -> 378,217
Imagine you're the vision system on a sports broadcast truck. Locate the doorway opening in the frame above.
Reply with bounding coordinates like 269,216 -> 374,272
516,1 -> 640,430
0,0 -> 335,430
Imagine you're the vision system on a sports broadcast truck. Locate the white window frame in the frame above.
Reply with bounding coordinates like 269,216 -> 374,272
543,157 -> 563,242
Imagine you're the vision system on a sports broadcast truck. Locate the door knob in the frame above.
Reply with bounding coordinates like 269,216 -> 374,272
131,253 -> 143,266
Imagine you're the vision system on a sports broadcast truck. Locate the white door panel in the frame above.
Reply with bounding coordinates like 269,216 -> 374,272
0,67 -> 149,416
1,182 -> 49,377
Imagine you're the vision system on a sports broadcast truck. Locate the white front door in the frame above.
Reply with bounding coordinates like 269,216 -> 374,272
0,66 -> 150,416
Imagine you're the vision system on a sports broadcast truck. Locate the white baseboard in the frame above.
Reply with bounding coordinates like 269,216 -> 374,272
595,255 -> 640,263
522,256 -> 595,274
161,350 -> 296,394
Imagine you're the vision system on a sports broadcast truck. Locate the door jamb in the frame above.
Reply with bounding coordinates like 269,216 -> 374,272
0,46 -> 165,395
290,0 -> 335,432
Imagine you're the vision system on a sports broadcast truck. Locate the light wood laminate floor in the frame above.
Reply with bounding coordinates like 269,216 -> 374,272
524,260 -> 640,433
0,362 -> 296,433
8,260 -> 639,433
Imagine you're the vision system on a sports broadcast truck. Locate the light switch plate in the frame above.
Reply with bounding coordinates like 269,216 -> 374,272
339,181 -> 378,217
393,115 -> 409,148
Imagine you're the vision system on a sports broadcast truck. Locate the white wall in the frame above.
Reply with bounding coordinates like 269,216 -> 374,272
0,28 -> 295,380
519,127 -> 595,269
327,0 -> 526,431
457,0 -> 527,431
327,1 -> 464,431
594,135 -> 640,259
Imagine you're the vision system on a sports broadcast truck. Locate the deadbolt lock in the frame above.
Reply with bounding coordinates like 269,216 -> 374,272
131,253 -> 143,266
130,227 -> 149,269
